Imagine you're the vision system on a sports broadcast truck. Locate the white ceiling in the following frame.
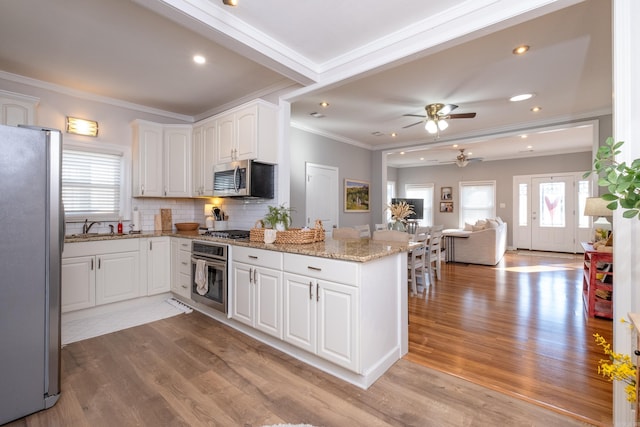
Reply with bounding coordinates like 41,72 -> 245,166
0,0 -> 611,167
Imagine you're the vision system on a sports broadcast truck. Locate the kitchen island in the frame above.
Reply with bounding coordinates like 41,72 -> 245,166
64,231 -> 410,389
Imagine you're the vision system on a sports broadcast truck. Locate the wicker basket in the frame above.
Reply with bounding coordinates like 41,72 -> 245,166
250,220 -> 324,244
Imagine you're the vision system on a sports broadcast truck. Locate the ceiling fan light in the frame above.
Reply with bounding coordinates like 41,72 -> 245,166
438,119 -> 448,131
456,159 -> 469,167
425,119 -> 438,134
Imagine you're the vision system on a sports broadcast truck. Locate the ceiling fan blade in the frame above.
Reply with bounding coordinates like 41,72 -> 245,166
448,112 -> 477,119
402,120 -> 424,129
402,114 -> 426,118
438,104 -> 458,115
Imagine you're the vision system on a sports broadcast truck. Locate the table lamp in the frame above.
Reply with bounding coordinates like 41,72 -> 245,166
584,197 -> 612,242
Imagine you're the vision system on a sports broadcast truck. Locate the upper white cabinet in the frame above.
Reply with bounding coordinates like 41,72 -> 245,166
0,90 -> 39,126
192,118 -> 216,197
132,120 -> 192,197
215,101 -> 277,165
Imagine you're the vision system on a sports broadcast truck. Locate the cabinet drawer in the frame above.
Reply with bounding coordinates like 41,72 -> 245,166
233,246 -> 282,269
284,253 -> 358,285
178,250 -> 191,274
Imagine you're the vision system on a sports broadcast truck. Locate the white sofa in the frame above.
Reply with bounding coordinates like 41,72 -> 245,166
445,222 -> 507,265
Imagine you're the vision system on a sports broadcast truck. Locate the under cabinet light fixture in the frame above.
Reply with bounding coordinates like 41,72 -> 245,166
66,116 -> 98,137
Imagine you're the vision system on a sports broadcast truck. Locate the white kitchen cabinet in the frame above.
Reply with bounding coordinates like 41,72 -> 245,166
283,270 -> 358,371
215,100 -> 277,165
132,120 -> 192,198
0,90 -> 38,126
62,239 -> 142,312
192,118 -> 216,197
132,120 -> 164,197
144,237 -> 171,295
61,256 -> 95,313
164,125 -> 192,197
95,250 -> 141,305
231,246 -> 283,338
171,238 -> 192,299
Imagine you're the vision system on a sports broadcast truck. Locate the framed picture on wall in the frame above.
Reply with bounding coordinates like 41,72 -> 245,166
440,201 -> 454,213
344,179 -> 370,212
441,187 -> 452,200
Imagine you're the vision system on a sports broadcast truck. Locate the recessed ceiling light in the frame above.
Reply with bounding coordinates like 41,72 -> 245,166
527,145 -> 533,149
520,134 -> 528,139
400,152 -> 405,155
531,106 -> 542,112
453,144 -> 459,148
319,101 -> 329,108
420,157 -> 424,161
512,45 -> 530,55
510,93 -> 534,102
391,132 -> 397,138
193,55 -> 206,64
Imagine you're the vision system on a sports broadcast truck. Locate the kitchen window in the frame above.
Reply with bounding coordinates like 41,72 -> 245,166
62,142 -> 128,221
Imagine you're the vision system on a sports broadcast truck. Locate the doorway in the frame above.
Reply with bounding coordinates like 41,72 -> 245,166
513,172 -> 592,252
305,163 -> 338,231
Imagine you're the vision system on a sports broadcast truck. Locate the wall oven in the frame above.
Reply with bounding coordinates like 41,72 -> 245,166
191,241 -> 227,313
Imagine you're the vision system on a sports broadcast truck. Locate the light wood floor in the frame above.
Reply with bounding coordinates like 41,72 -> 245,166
7,251 -> 610,427
406,250 -> 613,426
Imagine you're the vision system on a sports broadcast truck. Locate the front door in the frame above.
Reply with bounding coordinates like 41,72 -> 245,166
530,176 -> 575,252
305,163 -> 338,231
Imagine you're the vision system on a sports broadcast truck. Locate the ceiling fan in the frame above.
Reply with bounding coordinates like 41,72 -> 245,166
454,148 -> 481,167
403,103 -> 476,135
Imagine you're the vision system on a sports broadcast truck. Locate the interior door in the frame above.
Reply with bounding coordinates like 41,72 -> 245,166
531,176 -> 575,252
305,163 -> 338,231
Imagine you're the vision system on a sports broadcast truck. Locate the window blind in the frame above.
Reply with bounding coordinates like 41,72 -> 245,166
62,148 -> 122,220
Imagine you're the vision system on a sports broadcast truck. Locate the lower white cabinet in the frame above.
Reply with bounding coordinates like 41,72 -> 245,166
231,246 -> 283,338
62,239 -> 141,313
61,256 -> 96,312
171,238 -> 192,299
283,261 -> 358,371
143,237 -> 171,295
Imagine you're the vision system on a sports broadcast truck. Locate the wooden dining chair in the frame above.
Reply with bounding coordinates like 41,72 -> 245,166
354,224 -> 371,238
372,230 -> 412,243
426,226 -> 444,284
332,227 -> 360,239
407,230 -> 429,295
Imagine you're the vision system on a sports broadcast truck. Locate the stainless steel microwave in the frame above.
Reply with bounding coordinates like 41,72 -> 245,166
213,159 -> 274,198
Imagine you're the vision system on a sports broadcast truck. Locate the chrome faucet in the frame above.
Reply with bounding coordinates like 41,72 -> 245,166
82,219 -> 101,234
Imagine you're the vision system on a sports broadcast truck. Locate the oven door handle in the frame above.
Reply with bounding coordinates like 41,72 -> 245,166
191,257 -> 226,269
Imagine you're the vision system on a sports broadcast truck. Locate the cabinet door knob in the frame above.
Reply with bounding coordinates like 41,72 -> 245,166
635,350 -> 640,356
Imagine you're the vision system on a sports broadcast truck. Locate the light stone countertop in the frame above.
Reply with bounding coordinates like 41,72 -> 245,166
64,231 -> 413,263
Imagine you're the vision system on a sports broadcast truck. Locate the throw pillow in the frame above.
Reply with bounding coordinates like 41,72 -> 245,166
495,216 -> 504,225
472,225 -> 485,232
464,222 -> 474,231
487,219 -> 499,228
475,219 -> 487,229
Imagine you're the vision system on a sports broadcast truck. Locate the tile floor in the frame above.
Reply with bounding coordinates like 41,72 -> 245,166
61,293 -> 193,345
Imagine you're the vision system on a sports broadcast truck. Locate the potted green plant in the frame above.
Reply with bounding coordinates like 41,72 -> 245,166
584,137 -> 640,220
263,204 -> 294,231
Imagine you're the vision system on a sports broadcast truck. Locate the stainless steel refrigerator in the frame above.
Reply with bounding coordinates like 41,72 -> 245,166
0,124 -> 62,424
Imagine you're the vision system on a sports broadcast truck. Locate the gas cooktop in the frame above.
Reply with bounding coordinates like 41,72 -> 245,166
204,229 -> 250,240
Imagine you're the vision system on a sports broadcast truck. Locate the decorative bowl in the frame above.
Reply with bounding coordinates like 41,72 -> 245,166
175,222 -> 199,231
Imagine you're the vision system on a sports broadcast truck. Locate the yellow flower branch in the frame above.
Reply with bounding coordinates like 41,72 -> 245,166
594,333 -> 637,402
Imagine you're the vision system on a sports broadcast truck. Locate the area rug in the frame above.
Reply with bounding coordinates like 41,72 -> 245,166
262,424 -> 316,427
62,295 -> 192,345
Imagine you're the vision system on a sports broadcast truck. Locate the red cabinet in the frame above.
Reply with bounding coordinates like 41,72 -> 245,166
581,242 -> 613,319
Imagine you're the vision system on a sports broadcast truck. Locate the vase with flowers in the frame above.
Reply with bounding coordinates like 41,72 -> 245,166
386,201 -> 415,232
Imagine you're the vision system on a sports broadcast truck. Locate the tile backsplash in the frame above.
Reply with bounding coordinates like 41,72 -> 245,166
65,197 -> 274,234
